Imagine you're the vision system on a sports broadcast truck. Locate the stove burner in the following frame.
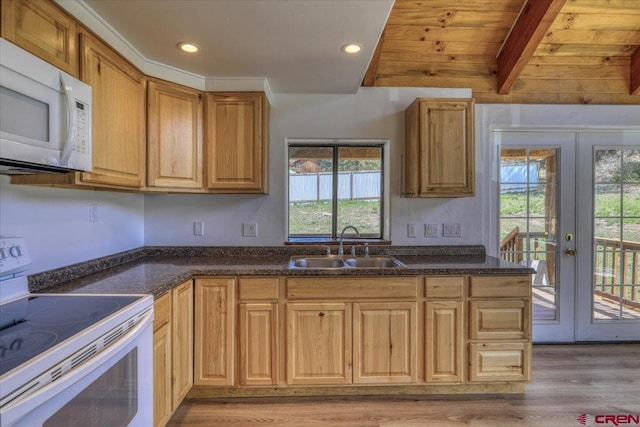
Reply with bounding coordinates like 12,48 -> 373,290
0,330 -> 57,364
29,298 -> 122,326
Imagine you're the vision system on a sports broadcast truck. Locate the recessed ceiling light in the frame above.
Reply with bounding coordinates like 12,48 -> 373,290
178,42 -> 199,53
341,43 -> 362,54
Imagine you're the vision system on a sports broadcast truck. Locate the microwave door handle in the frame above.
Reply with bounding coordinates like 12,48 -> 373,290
59,73 -> 77,167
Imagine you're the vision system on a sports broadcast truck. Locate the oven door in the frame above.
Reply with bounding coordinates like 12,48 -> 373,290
2,312 -> 152,427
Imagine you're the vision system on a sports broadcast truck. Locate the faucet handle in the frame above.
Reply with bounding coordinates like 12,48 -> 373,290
351,245 -> 356,257
364,243 -> 369,257
325,245 -> 331,256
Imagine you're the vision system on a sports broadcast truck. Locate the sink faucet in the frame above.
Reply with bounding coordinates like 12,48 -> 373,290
339,225 -> 360,256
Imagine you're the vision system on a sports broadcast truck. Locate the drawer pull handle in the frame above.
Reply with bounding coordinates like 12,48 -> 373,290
318,312 -> 325,317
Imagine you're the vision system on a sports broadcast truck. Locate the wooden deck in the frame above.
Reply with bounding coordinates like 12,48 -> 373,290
533,287 -> 640,320
168,344 -> 640,427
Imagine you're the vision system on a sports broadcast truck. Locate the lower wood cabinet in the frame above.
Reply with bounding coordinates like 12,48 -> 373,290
469,342 -> 531,382
153,293 -> 172,427
353,302 -> 416,384
468,275 -> 532,383
194,278 -> 236,386
172,280 -> 194,406
425,300 -> 464,383
190,274 -> 532,395
286,303 -> 352,385
239,303 -> 278,385
153,280 -> 193,427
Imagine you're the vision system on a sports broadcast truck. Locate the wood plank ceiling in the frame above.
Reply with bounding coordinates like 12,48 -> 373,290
364,0 -> 640,104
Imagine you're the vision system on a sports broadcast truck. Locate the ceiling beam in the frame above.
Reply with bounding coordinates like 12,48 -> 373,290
631,47 -> 640,95
496,0 -> 567,95
362,30 -> 386,87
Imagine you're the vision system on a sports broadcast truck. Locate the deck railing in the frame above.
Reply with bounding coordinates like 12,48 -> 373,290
500,228 -> 640,305
594,237 -> 640,304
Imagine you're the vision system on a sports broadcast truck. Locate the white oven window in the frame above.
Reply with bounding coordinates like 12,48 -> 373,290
43,348 -> 138,427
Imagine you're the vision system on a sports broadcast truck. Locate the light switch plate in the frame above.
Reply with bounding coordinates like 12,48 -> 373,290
407,224 -> 417,238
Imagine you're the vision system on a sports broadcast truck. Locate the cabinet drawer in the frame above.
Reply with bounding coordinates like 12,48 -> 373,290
469,342 -> 531,382
469,276 -> 530,298
286,277 -> 418,300
153,292 -> 171,331
425,276 -> 464,299
239,277 -> 279,300
469,300 -> 529,340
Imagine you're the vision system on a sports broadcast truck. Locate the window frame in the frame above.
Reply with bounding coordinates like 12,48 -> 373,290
286,138 -> 390,241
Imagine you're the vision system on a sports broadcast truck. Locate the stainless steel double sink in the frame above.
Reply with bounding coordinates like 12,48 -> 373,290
288,255 -> 406,269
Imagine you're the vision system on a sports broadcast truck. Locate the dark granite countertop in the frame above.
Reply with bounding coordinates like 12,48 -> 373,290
29,246 -> 534,299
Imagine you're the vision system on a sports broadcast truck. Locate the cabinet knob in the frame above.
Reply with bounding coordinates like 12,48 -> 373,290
318,312 -> 325,317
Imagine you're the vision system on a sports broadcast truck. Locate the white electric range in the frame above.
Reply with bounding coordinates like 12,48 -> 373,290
0,237 -> 154,427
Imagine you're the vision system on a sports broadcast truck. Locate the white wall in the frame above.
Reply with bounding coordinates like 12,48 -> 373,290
144,87 -> 492,246
0,175 -> 144,273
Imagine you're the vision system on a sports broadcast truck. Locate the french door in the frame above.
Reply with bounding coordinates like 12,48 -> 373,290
495,129 -> 640,342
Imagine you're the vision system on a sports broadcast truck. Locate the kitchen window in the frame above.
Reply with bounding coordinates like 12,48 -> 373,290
287,140 -> 386,240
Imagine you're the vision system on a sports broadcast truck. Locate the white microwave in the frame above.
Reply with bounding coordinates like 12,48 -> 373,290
0,38 -> 92,174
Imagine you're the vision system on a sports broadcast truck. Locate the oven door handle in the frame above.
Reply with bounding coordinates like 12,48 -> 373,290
0,310 -> 152,426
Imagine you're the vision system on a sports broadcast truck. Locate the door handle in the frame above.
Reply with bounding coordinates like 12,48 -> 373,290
565,248 -> 577,256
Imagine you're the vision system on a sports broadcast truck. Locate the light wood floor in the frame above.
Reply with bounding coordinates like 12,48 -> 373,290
168,344 -> 640,427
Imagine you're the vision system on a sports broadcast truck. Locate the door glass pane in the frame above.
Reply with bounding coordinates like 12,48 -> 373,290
592,149 -> 640,320
288,146 -> 334,236
500,148 -> 559,321
336,147 -> 382,237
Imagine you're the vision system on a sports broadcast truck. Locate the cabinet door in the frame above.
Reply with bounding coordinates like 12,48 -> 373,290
194,278 -> 236,386
425,301 -> 464,383
1,0 -> 78,75
353,302 -> 416,384
79,33 -> 145,188
172,281 -> 193,409
286,303 -> 351,385
239,303 -> 278,385
205,92 -> 268,193
147,80 -> 203,190
152,293 -> 172,427
405,98 -> 474,197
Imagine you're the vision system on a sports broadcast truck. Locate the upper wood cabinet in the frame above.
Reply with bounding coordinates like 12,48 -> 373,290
147,80 -> 203,190
404,98 -> 475,197
1,0 -> 78,76
205,92 -> 269,193
78,32 -> 146,188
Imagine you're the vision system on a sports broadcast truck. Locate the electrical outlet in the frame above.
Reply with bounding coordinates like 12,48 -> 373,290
89,204 -> 99,222
407,224 -> 417,238
243,222 -> 258,237
193,221 -> 204,236
425,224 -> 438,238
442,223 -> 462,238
